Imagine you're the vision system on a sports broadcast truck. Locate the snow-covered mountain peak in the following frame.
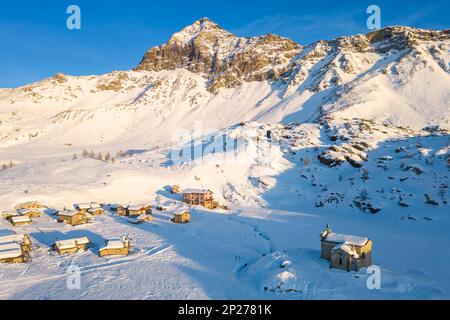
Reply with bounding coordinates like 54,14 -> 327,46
135,18 -> 302,91
167,17 -> 232,45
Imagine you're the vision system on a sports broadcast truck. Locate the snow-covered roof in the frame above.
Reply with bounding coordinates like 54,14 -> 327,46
11,216 -> 32,223
58,210 -> 82,217
109,203 -> 129,209
14,201 -> 46,208
136,214 -> 150,221
182,188 -> 212,194
0,242 -> 22,260
55,237 -> 90,250
128,205 -> 146,211
87,207 -> 104,213
2,211 -> 20,217
74,203 -> 92,210
17,208 -> 41,215
174,211 -> 189,216
323,232 -> 369,246
0,233 -> 27,244
102,238 -> 126,250
74,202 -> 102,210
332,243 -> 360,258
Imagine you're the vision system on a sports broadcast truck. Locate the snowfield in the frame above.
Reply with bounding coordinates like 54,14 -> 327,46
0,21 -> 449,300
0,122 -> 449,299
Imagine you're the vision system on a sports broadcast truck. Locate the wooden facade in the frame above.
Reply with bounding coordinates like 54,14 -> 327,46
171,185 -> 181,194
57,211 -> 91,226
10,216 -> 32,226
0,233 -> 32,264
74,202 -> 102,213
53,237 -> 90,255
87,208 -> 106,216
17,209 -> 41,218
182,189 -> 216,209
172,211 -> 191,224
14,201 -> 47,211
114,205 -> 129,216
99,237 -> 131,257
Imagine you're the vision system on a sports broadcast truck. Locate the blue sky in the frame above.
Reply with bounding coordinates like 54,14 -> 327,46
0,0 -> 448,88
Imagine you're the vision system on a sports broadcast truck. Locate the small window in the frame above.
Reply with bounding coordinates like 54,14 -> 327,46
339,258 -> 343,265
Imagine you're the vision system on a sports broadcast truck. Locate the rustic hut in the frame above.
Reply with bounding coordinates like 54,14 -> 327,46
53,237 -> 90,255
171,211 -> 191,224
129,214 -> 153,225
0,232 -> 32,263
10,215 -> 32,226
182,189 -> 215,209
73,202 -> 102,213
111,204 -> 129,216
14,201 -> 47,211
87,207 -> 106,216
320,224 -> 373,272
57,210 -> 91,226
2,211 -> 20,220
127,205 -> 148,217
171,185 -> 181,194
99,237 -> 131,257
17,208 -> 41,218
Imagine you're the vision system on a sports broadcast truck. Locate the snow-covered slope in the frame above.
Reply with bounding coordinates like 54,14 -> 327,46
0,19 -> 449,300
0,21 -> 448,152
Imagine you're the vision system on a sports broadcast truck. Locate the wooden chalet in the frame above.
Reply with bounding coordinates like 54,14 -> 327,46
87,207 -> 106,216
127,204 -> 152,217
73,202 -> 102,213
171,211 -> 191,224
99,237 -> 131,257
57,210 -> 91,226
10,215 -> 32,227
17,208 -> 41,218
182,189 -> 216,209
53,237 -> 90,255
0,232 -> 32,263
14,201 -> 47,211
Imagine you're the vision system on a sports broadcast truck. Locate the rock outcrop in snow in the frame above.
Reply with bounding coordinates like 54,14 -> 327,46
135,18 -> 301,92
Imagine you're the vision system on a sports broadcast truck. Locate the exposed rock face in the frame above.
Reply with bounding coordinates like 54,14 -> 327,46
136,19 -> 449,94
134,18 -> 302,92
53,73 -> 68,84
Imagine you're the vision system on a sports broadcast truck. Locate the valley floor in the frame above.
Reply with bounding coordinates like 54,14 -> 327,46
1,121 -> 449,300
0,154 -> 449,299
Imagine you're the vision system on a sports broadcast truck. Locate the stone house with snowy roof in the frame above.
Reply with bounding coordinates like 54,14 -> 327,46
320,224 -> 372,272
182,189 -> 216,209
